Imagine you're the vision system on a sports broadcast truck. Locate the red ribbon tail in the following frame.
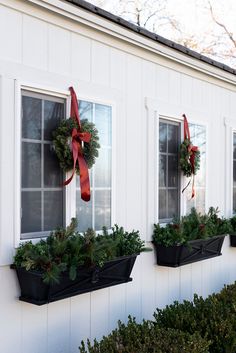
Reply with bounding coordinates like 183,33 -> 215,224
63,171 -> 75,186
191,175 -> 195,199
182,176 -> 192,194
78,149 -> 90,202
63,87 -> 91,202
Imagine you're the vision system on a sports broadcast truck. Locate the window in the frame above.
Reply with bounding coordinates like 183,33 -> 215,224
186,124 -> 206,214
76,101 -> 112,232
159,119 -> 180,222
21,91 -> 65,239
233,132 -> 236,213
158,118 -> 206,223
20,90 -> 112,240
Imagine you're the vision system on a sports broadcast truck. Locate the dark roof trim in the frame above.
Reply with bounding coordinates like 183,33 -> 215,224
65,0 -> 236,76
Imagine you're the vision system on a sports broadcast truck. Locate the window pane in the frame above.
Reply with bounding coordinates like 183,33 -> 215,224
168,124 -> 178,153
167,189 -> 178,219
79,101 -> 93,121
95,104 -> 112,146
22,96 -> 42,140
186,194 -> 195,213
76,101 -> 112,231
194,125 -> 206,148
76,190 -> 93,232
159,119 -> 180,222
196,153 -> 206,187
159,189 -> 167,220
234,161 -> 236,187
94,148 -> 111,188
233,188 -> 236,213
234,134 -> 236,160
187,123 -> 206,214
168,155 -> 178,187
22,142 -> 41,188
95,190 -> 111,230
44,191 -> 63,231
21,191 -> 41,233
44,144 -> 62,187
196,189 -> 205,215
44,101 -> 64,140
21,92 -> 65,239
159,122 -> 167,152
159,155 -> 167,187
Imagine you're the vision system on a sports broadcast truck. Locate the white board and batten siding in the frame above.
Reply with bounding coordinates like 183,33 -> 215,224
0,1 -> 236,352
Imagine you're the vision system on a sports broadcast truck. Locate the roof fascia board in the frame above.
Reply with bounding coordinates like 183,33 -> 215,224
4,0 -> 236,87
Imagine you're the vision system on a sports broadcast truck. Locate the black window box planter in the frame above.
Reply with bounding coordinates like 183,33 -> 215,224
11,254 -> 137,305
153,235 -> 225,267
230,234 -> 236,246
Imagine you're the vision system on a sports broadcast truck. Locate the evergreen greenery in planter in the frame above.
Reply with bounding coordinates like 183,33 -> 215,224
152,207 -> 230,267
229,215 -> 236,246
12,220 -> 148,305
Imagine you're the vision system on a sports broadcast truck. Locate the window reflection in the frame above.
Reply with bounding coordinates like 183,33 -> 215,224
159,119 -> 180,222
76,101 -> 112,231
186,124 -> 206,214
21,92 -> 64,239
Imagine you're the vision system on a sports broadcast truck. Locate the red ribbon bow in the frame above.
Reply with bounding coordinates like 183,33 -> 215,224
63,87 -> 91,202
182,114 -> 199,199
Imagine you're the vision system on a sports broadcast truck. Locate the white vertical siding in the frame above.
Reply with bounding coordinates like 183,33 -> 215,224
21,302 -> 47,353
47,300 -> 71,353
48,24 -> 71,75
91,41 -> 110,86
22,15 -> 48,70
0,3 -> 236,353
126,54 -> 142,231
0,5 -> 22,63
0,78 -> 15,266
71,33 -> 91,82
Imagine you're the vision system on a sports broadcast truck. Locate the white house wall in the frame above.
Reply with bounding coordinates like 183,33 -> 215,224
0,1 -> 236,352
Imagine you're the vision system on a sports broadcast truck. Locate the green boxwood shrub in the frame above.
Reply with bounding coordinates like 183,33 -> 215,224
154,283 -> 236,353
79,316 -> 210,353
80,283 -> 236,353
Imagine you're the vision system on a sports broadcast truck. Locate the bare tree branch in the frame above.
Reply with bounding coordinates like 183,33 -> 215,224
208,0 -> 236,48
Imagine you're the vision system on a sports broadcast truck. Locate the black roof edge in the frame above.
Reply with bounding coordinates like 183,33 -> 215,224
65,0 -> 236,76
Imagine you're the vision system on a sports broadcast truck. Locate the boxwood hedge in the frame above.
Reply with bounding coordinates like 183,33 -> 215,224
80,282 -> 236,353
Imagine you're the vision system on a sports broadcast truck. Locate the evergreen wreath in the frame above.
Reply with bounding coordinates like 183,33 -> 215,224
52,117 -> 100,174
179,138 -> 200,177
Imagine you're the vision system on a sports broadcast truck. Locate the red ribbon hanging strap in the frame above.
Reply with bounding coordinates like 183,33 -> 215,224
63,87 -> 91,202
183,114 -> 190,140
182,114 -> 199,199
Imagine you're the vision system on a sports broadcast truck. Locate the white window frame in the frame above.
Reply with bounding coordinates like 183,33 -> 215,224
158,116 -> 181,224
184,118 -> 208,215
20,90 -> 66,239
232,131 -> 236,215
145,97 -> 208,240
14,82 -> 116,246
225,117 -> 236,217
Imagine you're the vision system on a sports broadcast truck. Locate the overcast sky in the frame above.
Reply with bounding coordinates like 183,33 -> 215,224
87,0 -> 236,67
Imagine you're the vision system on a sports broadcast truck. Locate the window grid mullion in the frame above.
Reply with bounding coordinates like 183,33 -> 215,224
166,124 -> 169,219
41,99 -> 44,232
92,103 -> 95,229
233,133 -> 236,213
